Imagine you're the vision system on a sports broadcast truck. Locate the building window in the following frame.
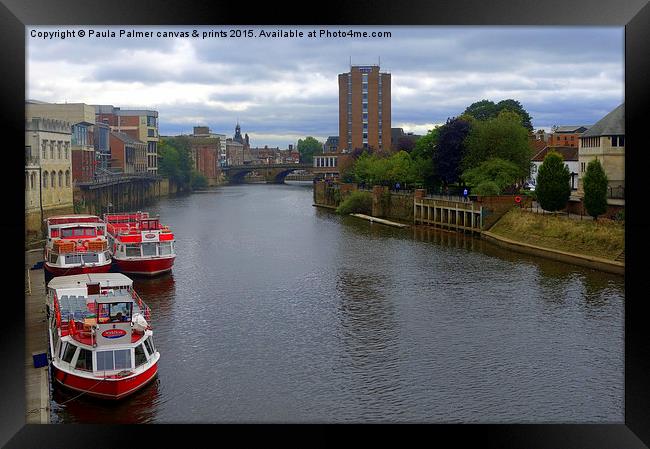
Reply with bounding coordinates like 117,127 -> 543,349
64,144 -> 69,159
65,170 -> 70,187
581,162 -> 586,172
611,135 -> 625,147
43,171 -> 48,188
57,142 -> 62,159
51,171 -> 56,188
31,172 -> 36,189
58,171 -> 63,187
42,141 -> 47,159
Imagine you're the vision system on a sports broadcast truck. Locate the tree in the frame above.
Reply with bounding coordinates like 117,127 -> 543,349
582,159 -> 609,219
463,99 -> 499,121
433,117 -> 471,186
297,136 -> 322,164
496,99 -> 533,132
158,136 -> 193,190
462,110 -> 532,180
536,151 -> 571,212
461,157 -> 521,194
395,136 -> 416,153
463,98 -> 533,131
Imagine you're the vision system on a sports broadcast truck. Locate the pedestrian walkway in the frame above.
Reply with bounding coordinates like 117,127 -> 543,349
25,249 -> 50,424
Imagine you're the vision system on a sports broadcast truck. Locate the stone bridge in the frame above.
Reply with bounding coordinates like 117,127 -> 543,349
221,163 -> 314,184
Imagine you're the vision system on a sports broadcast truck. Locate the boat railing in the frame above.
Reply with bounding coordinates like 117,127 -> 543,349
130,289 -> 153,325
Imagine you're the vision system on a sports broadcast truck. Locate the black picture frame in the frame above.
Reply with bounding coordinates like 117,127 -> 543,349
2,0 -> 649,447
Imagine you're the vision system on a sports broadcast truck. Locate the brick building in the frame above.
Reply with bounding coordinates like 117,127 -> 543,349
338,65 -> 391,153
548,125 -> 591,148
109,132 -> 148,174
95,105 -> 159,175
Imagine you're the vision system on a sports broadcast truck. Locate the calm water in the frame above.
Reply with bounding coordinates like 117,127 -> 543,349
50,183 -> 624,423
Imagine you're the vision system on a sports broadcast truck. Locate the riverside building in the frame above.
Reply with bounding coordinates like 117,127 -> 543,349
337,64 -> 391,153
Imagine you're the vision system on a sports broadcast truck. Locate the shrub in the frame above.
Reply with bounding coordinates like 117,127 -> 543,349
336,191 -> 373,215
190,171 -> 208,190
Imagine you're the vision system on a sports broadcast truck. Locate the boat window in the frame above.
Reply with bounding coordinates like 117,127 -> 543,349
96,350 -> 114,371
109,302 -> 132,323
65,254 -> 81,264
62,342 -> 77,364
49,253 -> 58,264
104,251 -> 111,260
134,344 -> 148,366
50,229 -> 59,238
97,303 -> 110,323
75,348 -> 93,371
125,245 -> 141,257
82,253 -> 99,264
96,350 -> 131,371
61,229 -> 73,238
114,349 -> 132,370
73,228 -> 85,237
142,242 -> 157,257
144,336 -> 155,357
159,242 -> 172,256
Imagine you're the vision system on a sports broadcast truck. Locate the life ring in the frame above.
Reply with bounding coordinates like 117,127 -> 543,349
514,196 -> 522,204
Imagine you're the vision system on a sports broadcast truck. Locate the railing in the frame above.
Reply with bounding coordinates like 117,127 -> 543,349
607,186 -> 624,199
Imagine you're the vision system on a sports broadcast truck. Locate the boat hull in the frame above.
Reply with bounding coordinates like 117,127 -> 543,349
112,256 -> 175,276
44,262 -> 113,278
52,362 -> 158,400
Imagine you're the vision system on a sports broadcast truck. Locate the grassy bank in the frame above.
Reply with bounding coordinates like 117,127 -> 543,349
489,208 -> 624,260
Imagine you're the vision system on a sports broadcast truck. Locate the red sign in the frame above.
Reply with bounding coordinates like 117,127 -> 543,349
514,196 -> 522,204
101,329 -> 127,339
144,233 -> 156,239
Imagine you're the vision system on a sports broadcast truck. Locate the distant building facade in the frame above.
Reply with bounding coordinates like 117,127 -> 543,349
338,65 -> 391,153
26,101 -> 97,183
95,105 -> 159,175
548,125 -> 591,148
109,132 -> 148,174
25,117 -> 74,238
577,103 -> 625,201
391,128 -> 421,152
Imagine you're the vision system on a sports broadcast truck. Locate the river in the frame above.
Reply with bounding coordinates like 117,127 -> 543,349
50,182 -> 624,423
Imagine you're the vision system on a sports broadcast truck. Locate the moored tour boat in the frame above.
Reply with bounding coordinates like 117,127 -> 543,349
104,212 -> 176,276
46,273 -> 160,400
43,215 -> 112,280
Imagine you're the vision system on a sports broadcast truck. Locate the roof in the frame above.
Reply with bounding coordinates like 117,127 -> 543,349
581,103 -> 624,137
532,146 -> 579,162
529,139 -> 547,155
111,131 -> 146,146
554,125 -> 591,133
48,273 -> 133,290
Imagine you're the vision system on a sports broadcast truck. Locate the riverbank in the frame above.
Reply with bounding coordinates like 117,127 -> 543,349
485,208 -> 624,275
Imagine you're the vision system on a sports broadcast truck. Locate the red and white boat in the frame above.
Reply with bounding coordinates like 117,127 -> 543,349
46,273 -> 160,400
104,212 -> 176,276
44,215 -> 112,280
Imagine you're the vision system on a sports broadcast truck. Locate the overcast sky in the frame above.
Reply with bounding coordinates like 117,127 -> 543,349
27,26 -> 624,148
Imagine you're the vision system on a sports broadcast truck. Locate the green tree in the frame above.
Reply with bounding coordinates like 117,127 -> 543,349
434,117 -> 471,186
582,159 -> 609,219
463,98 -> 533,131
461,157 -> 521,194
536,151 -> 571,212
158,136 -> 194,191
462,110 -> 532,180
297,136 -> 322,164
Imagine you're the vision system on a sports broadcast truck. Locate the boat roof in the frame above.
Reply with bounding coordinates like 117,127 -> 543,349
48,273 -> 133,290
